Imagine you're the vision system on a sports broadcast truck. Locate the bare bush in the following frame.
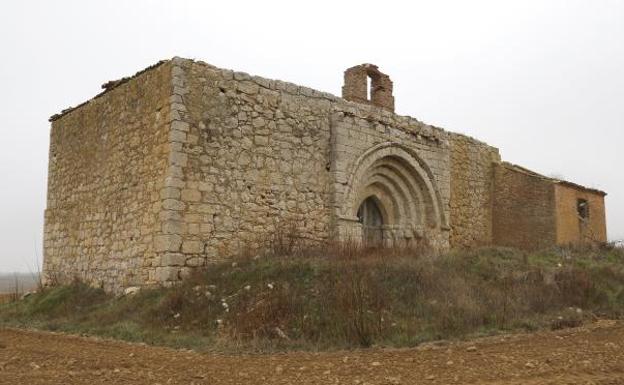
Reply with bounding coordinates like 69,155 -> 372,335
8,274 -> 20,303
4,240 -> 624,352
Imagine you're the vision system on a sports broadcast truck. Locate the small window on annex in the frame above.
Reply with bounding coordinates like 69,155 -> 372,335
577,199 -> 589,220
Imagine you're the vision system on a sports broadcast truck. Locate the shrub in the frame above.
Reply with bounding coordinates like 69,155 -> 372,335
3,245 -> 624,352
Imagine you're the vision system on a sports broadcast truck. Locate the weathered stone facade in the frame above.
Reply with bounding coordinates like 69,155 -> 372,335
449,134 -> 500,248
44,62 -> 172,288
43,57 -> 608,291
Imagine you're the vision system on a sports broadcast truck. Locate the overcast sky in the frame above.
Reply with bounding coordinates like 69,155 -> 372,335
0,0 -> 622,272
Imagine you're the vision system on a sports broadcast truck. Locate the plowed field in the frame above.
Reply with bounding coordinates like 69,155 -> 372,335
2,321 -> 624,384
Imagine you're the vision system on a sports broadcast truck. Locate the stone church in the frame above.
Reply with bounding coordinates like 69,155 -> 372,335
43,57 -> 607,291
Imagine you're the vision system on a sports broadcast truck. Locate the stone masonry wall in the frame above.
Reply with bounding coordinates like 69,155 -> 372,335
43,62 -> 173,291
44,58 -> 461,290
449,133 -> 500,248
45,57 -> 606,291
151,58 -> 335,280
493,163 -> 557,250
329,105 -> 451,249
151,58 -> 454,283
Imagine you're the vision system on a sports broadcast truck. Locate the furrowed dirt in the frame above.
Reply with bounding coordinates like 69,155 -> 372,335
1,321 -> 624,384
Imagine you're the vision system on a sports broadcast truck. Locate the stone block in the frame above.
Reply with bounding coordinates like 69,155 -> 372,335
162,199 -> 185,211
169,151 -> 188,167
164,176 -> 185,188
238,81 -> 259,95
175,267 -> 191,281
154,267 -> 179,282
252,117 -> 266,128
187,223 -> 200,235
154,234 -> 182,252
160,187 -> 181,200
169,130 -> 187,143
159,210 -> 182,221
200,223 -> 214,234
233,71 -> 250,81
185,256 -> 205,267
182,240 -> 203,254
254,136 -> 268,146
171,120 -> 190,132
161,252 -> 186,266
171,64 -> 185,77
162,220 -> 185,234
181,189 -> 202,202
198,181 -> 213,192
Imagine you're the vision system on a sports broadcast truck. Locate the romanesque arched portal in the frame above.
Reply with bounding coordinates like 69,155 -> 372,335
335,143 -> 448,248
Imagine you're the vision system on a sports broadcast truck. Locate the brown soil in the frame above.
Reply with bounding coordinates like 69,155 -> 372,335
1,321 -> 624,384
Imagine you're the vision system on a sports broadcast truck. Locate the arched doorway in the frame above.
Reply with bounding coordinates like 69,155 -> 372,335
357,196 -> 384,245
335,142 -> 450,249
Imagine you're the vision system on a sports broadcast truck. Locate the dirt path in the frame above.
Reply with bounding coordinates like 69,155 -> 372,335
1,321 -> 624,384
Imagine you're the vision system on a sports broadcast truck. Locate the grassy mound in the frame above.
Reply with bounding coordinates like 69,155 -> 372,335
2,246 -> 624,352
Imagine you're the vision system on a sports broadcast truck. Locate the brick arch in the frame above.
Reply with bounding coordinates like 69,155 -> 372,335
339,142 -> 448,243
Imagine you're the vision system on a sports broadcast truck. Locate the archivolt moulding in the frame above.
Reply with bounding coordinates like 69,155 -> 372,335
338,142 -> 448,243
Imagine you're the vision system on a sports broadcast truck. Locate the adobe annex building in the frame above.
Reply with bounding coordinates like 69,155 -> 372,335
43,57 -> 607,292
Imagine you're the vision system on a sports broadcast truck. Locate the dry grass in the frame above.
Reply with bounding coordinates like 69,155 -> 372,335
1,243 -> 623,352
0,294 -> 14,305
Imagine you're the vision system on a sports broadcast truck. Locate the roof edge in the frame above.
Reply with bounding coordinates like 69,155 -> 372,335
44,57 -> 607,198
500,162 -> 607,196
49,59 -> 170,122
554,180 -> 607,197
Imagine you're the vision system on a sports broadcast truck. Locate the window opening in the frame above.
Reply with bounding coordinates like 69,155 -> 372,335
577,199 -> 589,220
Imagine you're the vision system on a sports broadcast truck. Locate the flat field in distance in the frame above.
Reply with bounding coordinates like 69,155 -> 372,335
0,273 -> 39,295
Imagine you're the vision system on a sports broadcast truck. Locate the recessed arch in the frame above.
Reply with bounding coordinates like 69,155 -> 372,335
337,142 -> 448,246
357,183 -> 396,225
364,171 -> 416,226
